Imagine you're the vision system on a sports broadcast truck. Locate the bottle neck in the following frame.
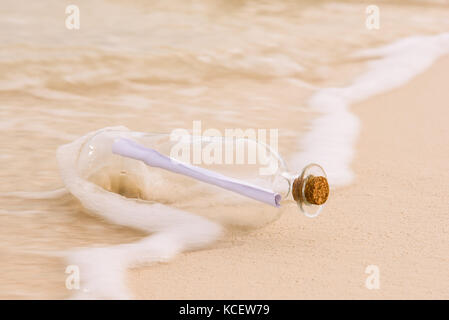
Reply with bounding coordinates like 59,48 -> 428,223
287,164 -> 329,218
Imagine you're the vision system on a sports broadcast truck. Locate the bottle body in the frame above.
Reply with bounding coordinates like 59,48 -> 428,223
77,129 -> 293,227
76,128 -> 328,228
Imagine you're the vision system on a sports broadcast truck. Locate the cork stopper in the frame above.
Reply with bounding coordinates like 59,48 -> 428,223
292,174 -> 329,205
304,176 -> 329,205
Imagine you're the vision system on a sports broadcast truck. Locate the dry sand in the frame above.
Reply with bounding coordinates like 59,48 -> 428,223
127,55 -> 449,300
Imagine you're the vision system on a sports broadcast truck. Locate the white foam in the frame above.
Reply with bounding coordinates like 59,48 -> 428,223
57,127 -> 222,299
292,33 -> 449,186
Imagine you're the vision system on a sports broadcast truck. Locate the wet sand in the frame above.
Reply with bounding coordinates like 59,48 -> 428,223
128,55 -> 449,299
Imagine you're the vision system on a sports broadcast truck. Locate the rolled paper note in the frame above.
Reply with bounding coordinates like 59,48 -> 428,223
112,138 -> 282,207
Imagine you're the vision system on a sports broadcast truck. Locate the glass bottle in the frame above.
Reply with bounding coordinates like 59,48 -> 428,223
76,128 -> 329,228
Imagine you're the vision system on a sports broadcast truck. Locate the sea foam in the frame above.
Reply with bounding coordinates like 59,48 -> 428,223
291,33 -> 449,187
57,127 -> 222,299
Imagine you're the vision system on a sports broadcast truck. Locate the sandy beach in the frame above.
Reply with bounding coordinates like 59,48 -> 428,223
1,1 -> 449,300
128,55 -> 449,299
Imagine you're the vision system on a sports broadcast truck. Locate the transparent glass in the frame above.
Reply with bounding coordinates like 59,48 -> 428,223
76,129 -> 328,227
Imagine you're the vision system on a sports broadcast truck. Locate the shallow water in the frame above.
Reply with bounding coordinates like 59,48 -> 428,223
1,0 -> 449,299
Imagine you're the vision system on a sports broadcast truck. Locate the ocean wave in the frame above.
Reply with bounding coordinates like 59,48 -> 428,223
291,32 -> 449,186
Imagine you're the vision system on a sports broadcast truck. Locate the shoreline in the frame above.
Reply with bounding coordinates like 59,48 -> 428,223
1,2 -> 449,298
128,55 -> 449,299
343,54 -> 449,299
